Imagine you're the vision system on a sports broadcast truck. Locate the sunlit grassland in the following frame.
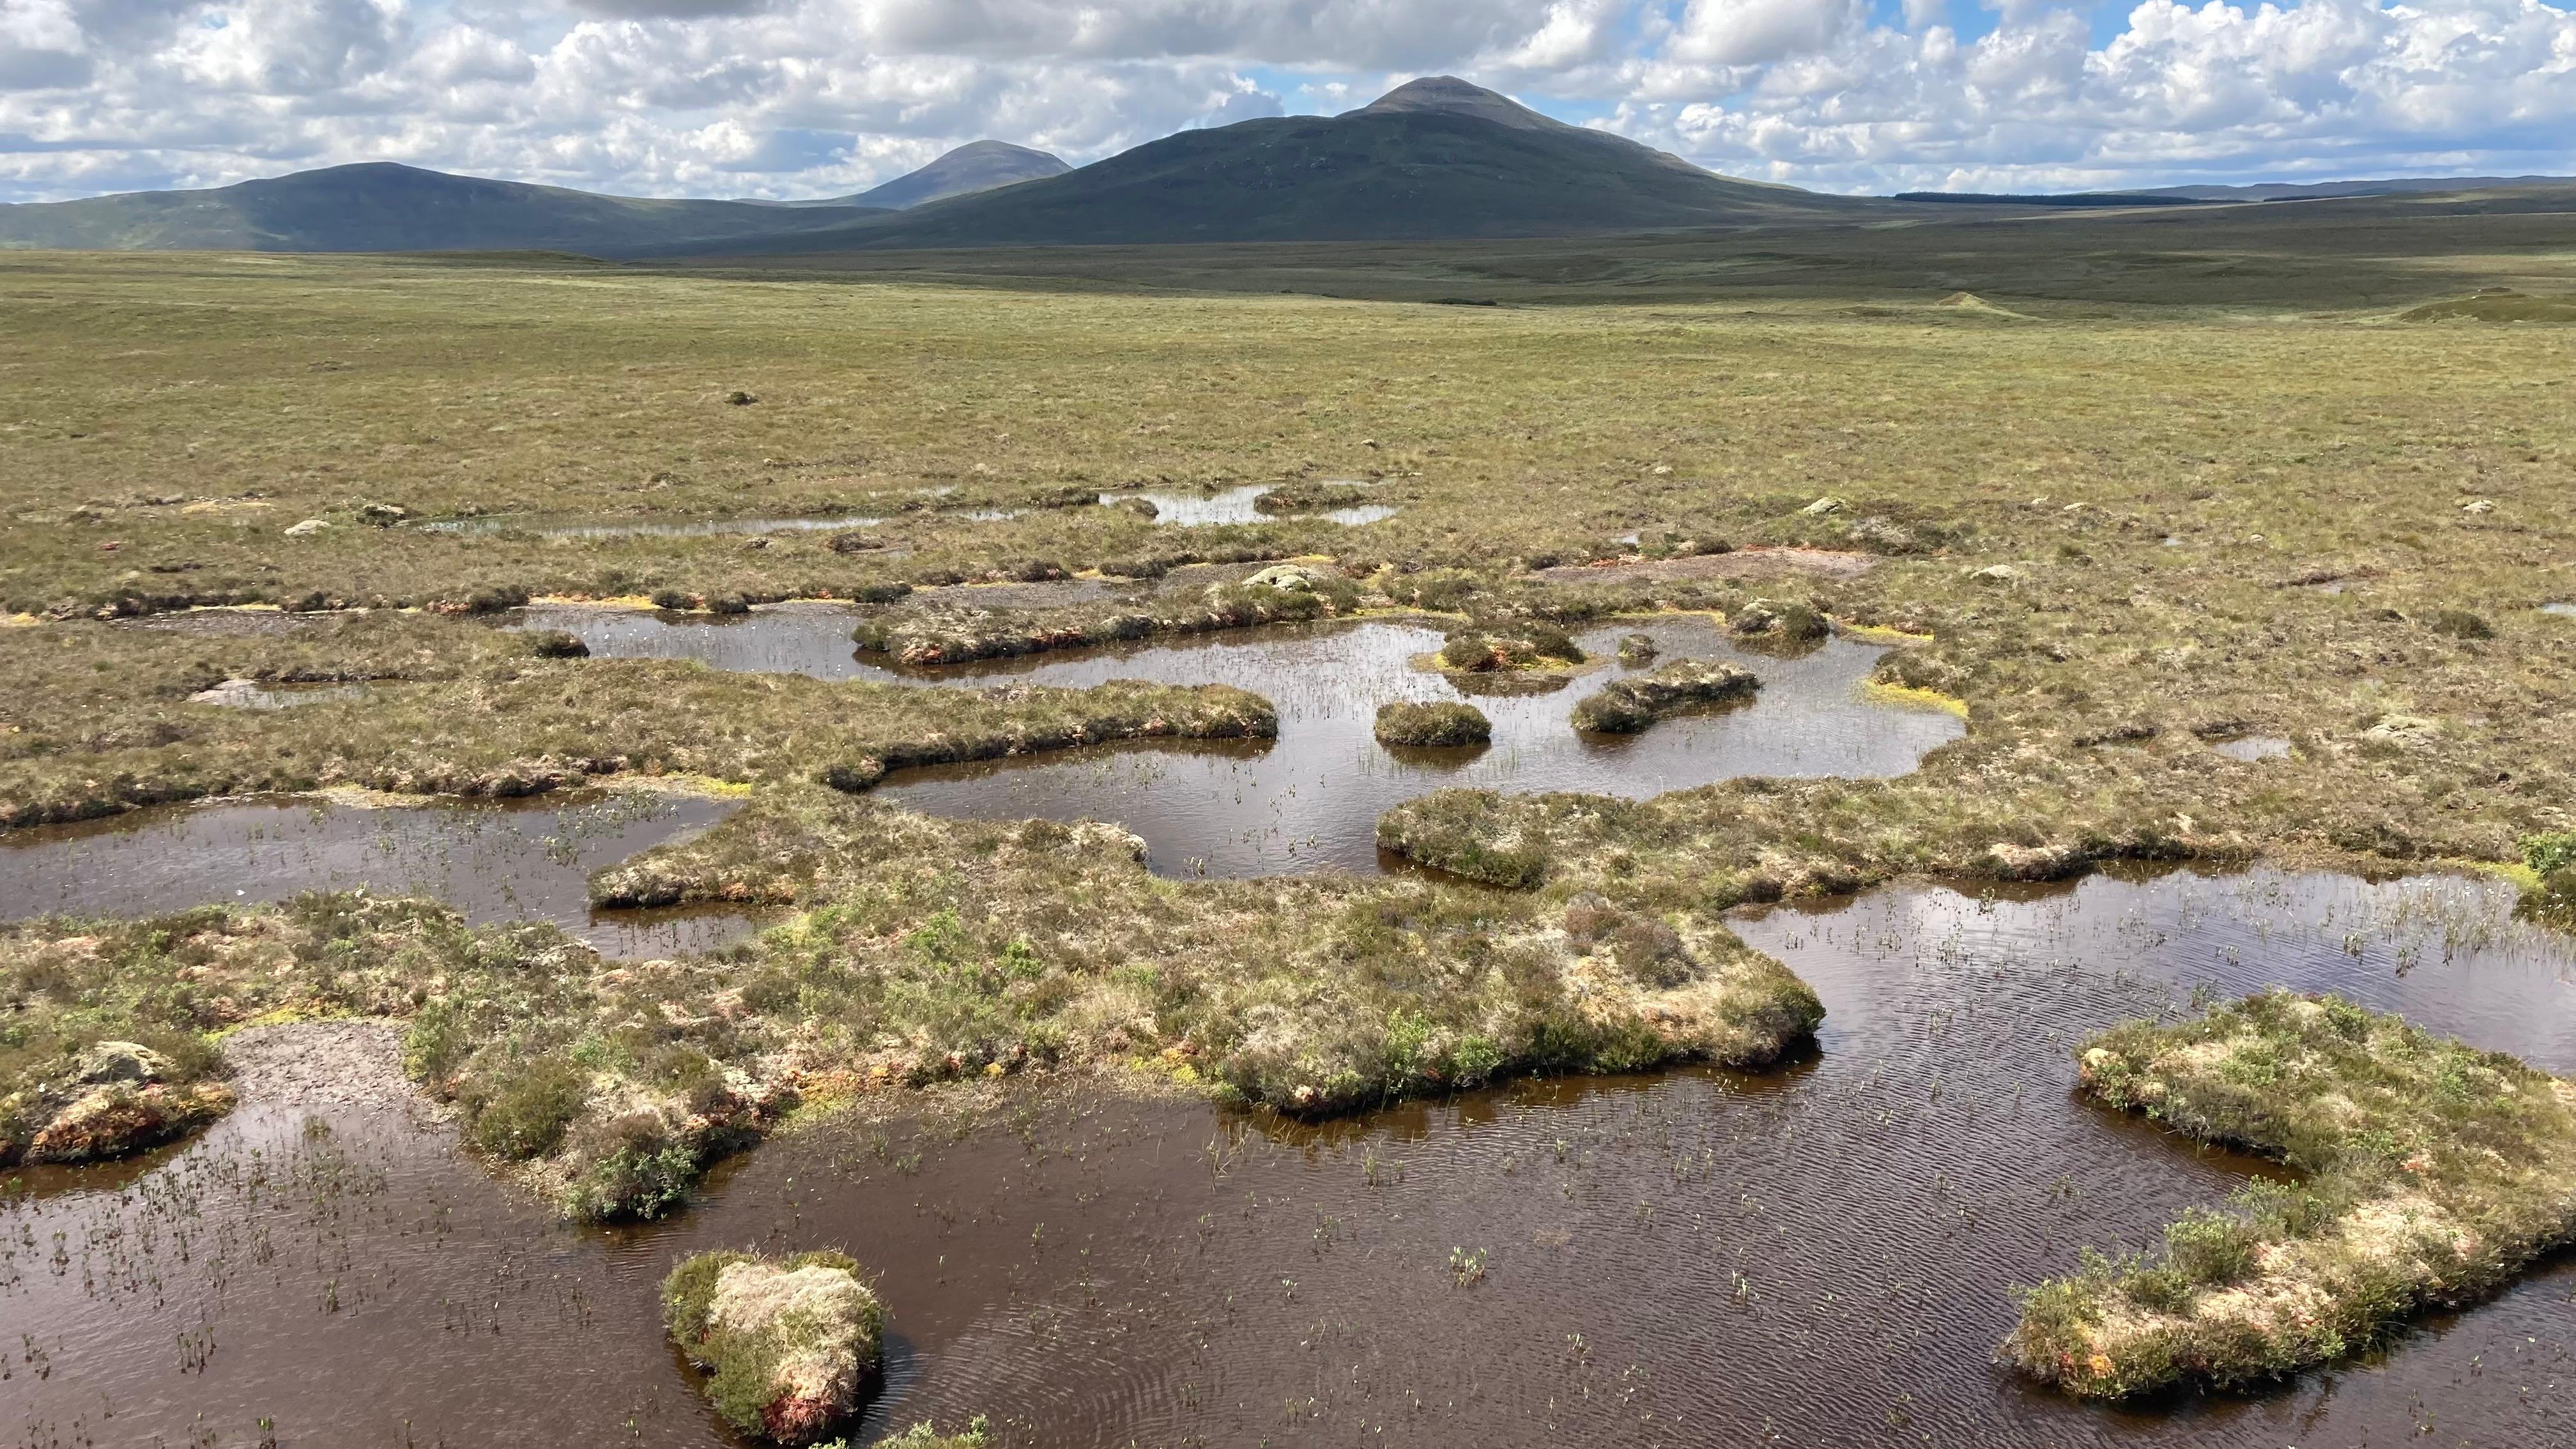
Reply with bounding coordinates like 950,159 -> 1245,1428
3,245 -> 2570,620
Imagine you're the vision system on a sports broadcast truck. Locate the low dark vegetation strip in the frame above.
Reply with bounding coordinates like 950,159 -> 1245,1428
1568,658 -> 1758,733
854,567 -> 1360,665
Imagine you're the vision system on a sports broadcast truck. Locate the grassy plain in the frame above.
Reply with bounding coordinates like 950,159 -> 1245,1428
3,210 -> 2574,1264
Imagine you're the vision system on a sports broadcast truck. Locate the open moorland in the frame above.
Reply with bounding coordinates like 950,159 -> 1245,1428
5,201 -> 2576,1445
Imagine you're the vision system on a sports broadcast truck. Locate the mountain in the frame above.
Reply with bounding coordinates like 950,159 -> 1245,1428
0,162 -> 886,253
685,77 -> 1870,254
827,141 -> 1070,209
1349,74 -> 1572,132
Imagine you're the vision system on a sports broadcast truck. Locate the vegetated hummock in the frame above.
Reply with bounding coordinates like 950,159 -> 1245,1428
1374,699 -> 1493,747
0,1029 -> 233,1167
663,1248 -> 885,1445
854,564 -> 1360,665
1436,621 -> 1587,673
1568,657 -> 1758,732
2003,989 -> 2576,1399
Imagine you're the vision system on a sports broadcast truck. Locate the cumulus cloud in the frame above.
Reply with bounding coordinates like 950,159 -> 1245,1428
1,0 -> 2572,202
1671,0 -> 1865,66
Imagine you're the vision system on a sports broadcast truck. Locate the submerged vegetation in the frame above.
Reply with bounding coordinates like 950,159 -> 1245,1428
2005,990 -> 2576,1398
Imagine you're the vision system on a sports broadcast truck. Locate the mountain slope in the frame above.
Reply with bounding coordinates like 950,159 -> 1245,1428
835,141 -> 1070,209
692,80 -> 1868,254
0,162 -> 887,252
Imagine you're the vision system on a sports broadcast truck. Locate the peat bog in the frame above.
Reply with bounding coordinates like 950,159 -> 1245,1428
514,608 -> 1961,875
9,868 -> 2572,1447
4,229 -> 2574,1446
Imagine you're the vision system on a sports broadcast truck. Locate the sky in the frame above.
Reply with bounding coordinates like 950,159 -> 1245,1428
2,0 -> 2573,203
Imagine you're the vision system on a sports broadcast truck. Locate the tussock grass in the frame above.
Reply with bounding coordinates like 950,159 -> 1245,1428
1374,700 -> 1492,747
2003,990 -> 2576,1398
664,1248 -> 884,1446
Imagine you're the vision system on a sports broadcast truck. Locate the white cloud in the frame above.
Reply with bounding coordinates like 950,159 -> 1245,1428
1,0 -> 2573,202
1673,0 -> 1864,66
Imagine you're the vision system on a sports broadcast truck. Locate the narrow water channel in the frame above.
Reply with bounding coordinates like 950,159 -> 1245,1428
0,793 -> 756,957
10,866 -> 2570,1447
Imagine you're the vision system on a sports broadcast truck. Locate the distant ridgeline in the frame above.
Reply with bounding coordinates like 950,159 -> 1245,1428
3,79 -> 2566,256
1894,192 -> 2214,208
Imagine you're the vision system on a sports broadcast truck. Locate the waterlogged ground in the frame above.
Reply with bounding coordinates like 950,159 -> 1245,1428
9,866 -> 2572,1448
512,611 -> 1964,875
1105,484 -> 1397,527
0,793 -> 758,958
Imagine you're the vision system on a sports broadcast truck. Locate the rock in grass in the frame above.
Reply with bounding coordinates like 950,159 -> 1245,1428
1569,658 -> 1758,733
663,1250 -> 884,1446
2004,989 -> 2576,1400
1374,700 -> 1491,747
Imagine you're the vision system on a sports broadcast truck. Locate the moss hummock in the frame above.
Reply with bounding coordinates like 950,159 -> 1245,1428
2003,990 -> 2576,1399
1,929 -> 241,1167
1374,700 -> 1491,747
663,1249 -> 885,1446
1568,657 -> 1758,733
1,1045 -> 234,1167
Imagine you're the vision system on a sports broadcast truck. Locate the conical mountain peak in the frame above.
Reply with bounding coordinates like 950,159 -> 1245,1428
1348,75 -> 1565,132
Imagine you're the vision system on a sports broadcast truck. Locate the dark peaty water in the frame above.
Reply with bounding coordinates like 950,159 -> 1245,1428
0,793 -> 756,958
9,866 -> 2572,1447
511,611 -> 1966,877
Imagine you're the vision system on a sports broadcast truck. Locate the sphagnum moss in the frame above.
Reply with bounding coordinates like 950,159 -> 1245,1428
2002,989 -> 2576,1399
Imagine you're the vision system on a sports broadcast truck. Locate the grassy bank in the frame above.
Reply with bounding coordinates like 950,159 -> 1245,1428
2003,990 -> 2576,1398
